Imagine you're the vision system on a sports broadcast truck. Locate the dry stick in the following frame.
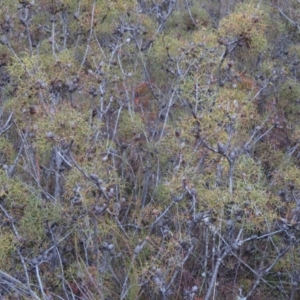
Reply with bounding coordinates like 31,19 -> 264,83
175,46 -> 197,77
69,152 -> 110,201
111,154 -> 120,204
211,226 -> 217,287
165,244 -> 195,296
231,230 -> 288,294
0,36 -> 29,75
16,163 -> 56,202
250,82 -> 268,102
120,200 -> 176,300
155,0 -> 176,35
43,231 -> 73,257
204,226 -> 209,284
135,38 -> 160,102
48,225 -> 71,300
51,17 -> 57,61
0,270 -> 40,300
183,139 -> 204,175
289,247 -> 298,300
70,277 -> 85,299
54,146 -> 62,202
205,245 -> 232,300
104,254 -> 123,285
93,32 -> 107,61
288,143 -> 299,157
111,103 -> 123,141
204,227 -> 243,300
64,280 -> 76,300
158,86 -> 177,142
72,0 -> 83,65
22,134 -> 41,186
49,293 -> 66,300
184,0 -> 199,28
245,238 -> 300,299
98,85 -> 112,121
101,38 -> 131,132
228,159 -> 235,195
8,129 -> 29,178
20,6 -> 33,56
138,42 -> 167,118
35,265 -> 46,300
91,216 -> 105,300
202,140 -> 235,195
77,255 -> 104,299
0,231 -> 72,299
158,47 -> 199,142
208,228 -> 287,299
243,116 -> 270,151
277,7 -> 300,31
141,169 -> 151,208
107,149 -> 137,192
0,112 -> 13,135
119,241 -> 147,300
252,125 -> 274,146
185,185 -> 197,221
245,249 -> 285,298
80,1 -> 96,70
155,156 -> 160,189
0,204 -> 37,299
230,248 -> 283,293
60,10 -> 68,50
117,50 -> 133,115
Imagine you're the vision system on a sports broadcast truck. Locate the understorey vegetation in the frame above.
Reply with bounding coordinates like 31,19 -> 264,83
1,0 -> 300,299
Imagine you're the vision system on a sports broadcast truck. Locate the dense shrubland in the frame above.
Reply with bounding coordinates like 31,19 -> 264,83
1,0 -> 300,299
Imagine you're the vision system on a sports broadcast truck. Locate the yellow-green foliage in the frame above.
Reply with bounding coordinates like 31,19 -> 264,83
275,162 -> 300,189
7,53 -> 37,82
118,111 -> 145,141
73,0 -> 136,34
288,44 -> 300,58
5,50 -> 80,119
165,8 -> 210,33
19,196 -> 62,243
191,27 -> 218,47
149,22 -> 218,85
0,171 -> 62,260
146,35 -> 183,86
7,49 -> 78,84
0,231 -> 15,269
33,105 -> 90,153
154,129 -> 180,166
193,87 -> 259,145
219,2 -> 271,54
255,141 -> 287,174
0,136 -> 14,161
279,79 -> 300,103
235,156 -> 265,187
154,183 -> 171,205
278,79 -> 300,122
1,1 -> 300,299
0,1 -> 18,19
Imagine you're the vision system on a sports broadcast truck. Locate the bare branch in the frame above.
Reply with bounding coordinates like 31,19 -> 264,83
7,129 -> 29,178
0,112 -> 13,135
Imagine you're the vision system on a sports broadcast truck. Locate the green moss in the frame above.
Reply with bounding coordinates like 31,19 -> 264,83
33,105 -> 90,155
0,231 -> 15,269
117,111 -> 145,141
165,8 -> 210,33
278,79 -> 300,122
219,2 -> 272,55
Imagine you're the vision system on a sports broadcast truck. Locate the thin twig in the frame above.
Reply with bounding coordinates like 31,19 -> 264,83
7,129 -> 28,178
